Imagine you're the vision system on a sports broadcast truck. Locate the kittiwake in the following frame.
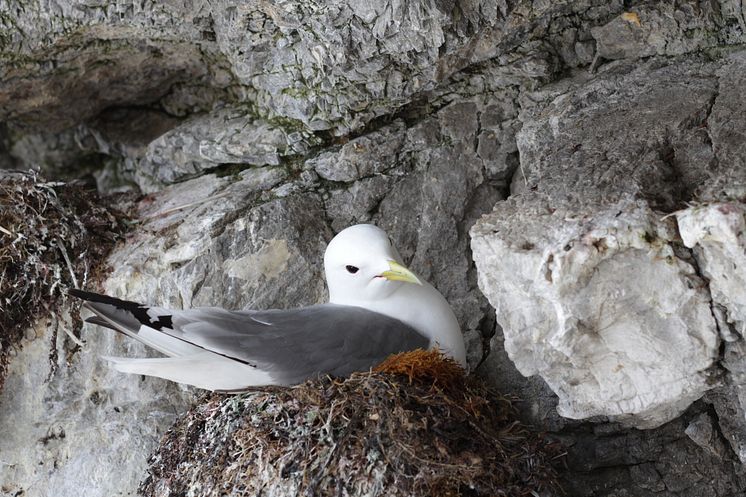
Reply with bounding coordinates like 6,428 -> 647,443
69,224 -> 466,391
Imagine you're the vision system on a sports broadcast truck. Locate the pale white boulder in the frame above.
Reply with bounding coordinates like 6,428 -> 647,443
677,203 -> 746,341
471,197 -> 720,428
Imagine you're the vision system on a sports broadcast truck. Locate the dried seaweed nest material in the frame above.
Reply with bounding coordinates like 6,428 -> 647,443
140,350 -> 563,497
0,171 -> 128,390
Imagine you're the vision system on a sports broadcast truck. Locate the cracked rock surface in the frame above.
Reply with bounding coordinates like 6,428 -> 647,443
0,97 -> 502,497
3,1 -> 746,496
472,197 -> 720,428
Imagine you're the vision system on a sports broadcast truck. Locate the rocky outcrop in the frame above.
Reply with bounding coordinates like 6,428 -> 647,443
0,316 -> 194,497
0,0 -> 508,136
0,96 -> 502,497
3,1 -> 746,497
471,50 -> 746,434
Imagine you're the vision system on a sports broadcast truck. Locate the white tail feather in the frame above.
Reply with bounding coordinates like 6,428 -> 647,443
135,326 -> 204,357
102,353 -> 276,391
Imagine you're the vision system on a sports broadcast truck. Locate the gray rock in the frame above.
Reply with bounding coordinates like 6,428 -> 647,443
0,0 -> 233,131
476,326 -> 567,431
10,0 -> 740,149
0,313 -> 194,497
702,386 -> 746,463
472,52 -> 746,431
210,0 -> 507,133
723,339 -> 746,383
0,38 -> 212,132
591,3 -> 724,61
135,107 -> 319,192
324,174 -> 400,231
465,45 -> 746,497
10,106 -> 320,193
513,56 -> 719,209
701,51 -> 746,201
476,96 -> 521,183
6,126 -> 101,179
109,169 -> 330,311
309,121 -> 406,182
0,0 -> 510,136
4,0 -> 745,142
9,0 -> 744,187
685,412 -> 729,458
560,404 -> 746,497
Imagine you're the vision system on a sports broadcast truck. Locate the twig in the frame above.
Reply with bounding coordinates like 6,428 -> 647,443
42,300 -> 86,348
394,440 -> 476,471
63,325 -> 86,348
589,50 -> 601,74
303,442 -> 338,497
519,161 -> 528,187
0,225 -> 12,236
81,255 -> 90,289
660,209 -> 686,221
55,236 -> 79,290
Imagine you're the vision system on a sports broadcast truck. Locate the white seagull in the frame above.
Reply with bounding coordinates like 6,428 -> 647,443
70,224 -> 466,391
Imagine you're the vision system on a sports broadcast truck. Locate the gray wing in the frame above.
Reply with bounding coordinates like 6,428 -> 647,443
165,304 -> 429,384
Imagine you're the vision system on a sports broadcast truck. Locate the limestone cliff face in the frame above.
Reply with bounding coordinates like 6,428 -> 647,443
2,1 -> 746,496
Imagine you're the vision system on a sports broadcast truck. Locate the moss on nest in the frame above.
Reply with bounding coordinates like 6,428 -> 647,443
140,350 -> 563,497
0,171 -> 128,390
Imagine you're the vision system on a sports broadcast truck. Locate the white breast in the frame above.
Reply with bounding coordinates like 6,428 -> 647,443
352,282 -> 467,366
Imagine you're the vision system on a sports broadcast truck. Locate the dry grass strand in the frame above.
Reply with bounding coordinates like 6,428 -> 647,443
0,171 -> 128,390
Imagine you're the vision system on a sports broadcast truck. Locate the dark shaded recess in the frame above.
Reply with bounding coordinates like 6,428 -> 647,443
0,36 -> 208,132
557,400 -> 746,497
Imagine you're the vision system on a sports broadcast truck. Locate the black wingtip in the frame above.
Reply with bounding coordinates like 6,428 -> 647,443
68,288 -> 99,300
68,289 -> 136,308
84,315 -> 131,335
85,315 -> 110,327
70,289 -> 174,331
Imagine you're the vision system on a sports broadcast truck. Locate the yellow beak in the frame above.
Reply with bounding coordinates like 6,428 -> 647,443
379,260 -> 422,285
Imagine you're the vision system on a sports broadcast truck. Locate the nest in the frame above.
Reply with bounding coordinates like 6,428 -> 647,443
0,171 -> 128,390
140,350 -> 563,497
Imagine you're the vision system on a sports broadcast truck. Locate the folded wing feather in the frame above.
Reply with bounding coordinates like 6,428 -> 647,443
69,289 -> 428,390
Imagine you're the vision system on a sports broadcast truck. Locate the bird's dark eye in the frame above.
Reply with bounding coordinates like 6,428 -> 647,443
345,265 -> 359,274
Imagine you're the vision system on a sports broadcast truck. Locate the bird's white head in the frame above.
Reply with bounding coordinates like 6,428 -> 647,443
324,224 -> 467,367
324,224 -> 421,304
